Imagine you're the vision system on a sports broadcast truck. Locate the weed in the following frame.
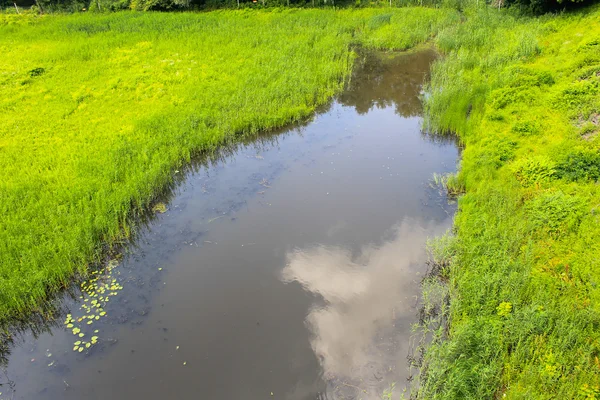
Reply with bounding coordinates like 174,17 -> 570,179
432,172 -> 465,196
512,155 -> 556,187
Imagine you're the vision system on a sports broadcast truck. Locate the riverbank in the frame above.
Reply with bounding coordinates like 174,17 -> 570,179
2,5 -> 600,398
0,48 -> 457,400
0,8 -> 457,324
418,4 -> 600,398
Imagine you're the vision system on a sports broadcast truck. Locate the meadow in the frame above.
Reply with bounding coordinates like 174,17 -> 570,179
2,3 -> 600,399
0,9 -> 458,323
417,4 -> 600,399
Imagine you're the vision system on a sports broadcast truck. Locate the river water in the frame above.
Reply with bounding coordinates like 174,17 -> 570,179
0,49 -> 457,400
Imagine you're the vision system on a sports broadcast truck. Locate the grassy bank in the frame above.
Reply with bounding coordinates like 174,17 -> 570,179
0,9 -> 459,324
418,4 -> 600,399
3,5 -> 600,397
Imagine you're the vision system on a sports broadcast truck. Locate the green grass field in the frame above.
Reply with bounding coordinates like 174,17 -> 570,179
2,4 -> 600,398
417,4 -> 600,399
0,9 -> 457,322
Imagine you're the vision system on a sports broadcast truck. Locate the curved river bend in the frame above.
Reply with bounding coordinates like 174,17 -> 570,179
1,49 -> 457,400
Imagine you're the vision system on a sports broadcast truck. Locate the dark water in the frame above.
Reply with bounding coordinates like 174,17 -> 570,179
0,49 -> 457,400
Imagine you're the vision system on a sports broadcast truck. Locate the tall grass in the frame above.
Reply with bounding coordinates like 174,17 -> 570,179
0,9 -> 459,324
5,6 -> 600,397
416,4 -> 600,399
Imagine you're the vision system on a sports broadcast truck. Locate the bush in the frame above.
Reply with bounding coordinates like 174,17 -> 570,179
555,149 -> 600,182
504,0 -> 597,14
130,0 -> 189,10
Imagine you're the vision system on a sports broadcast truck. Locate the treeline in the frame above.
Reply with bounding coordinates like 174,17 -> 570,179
2,0 -> 596,14
3,0 -> 473,11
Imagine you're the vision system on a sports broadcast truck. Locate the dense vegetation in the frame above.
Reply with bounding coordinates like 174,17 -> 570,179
2,2 -> 600,398
0,8 -> 458,323
418,4 -> 600,398
2,0 -> 594,16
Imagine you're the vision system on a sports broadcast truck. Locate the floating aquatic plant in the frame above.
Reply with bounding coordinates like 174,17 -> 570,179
63,259 -> 124,352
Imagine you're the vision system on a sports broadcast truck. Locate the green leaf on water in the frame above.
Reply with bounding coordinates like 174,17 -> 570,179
78,347 -> 83,353
67,323 -> 74,328
74,341 -> 81,345
85,343 -> 91,348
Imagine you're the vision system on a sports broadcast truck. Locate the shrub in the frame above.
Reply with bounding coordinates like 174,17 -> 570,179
555,149 -> 600,182
130,0 -> 189,10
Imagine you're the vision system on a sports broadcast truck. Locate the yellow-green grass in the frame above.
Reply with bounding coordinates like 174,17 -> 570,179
418,4 -> 600,399
4,5 -> 600,397
0,8 -> 458,324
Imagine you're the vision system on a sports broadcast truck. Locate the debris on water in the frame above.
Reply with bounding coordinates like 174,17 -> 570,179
176,346 -> 179,350
152,203 -> 167,214
183,361 -> 187,365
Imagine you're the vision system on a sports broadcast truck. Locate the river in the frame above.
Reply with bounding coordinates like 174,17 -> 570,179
0,48 -> 457,400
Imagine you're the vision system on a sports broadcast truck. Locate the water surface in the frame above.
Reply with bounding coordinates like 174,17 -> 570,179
0,49 -> 457,400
